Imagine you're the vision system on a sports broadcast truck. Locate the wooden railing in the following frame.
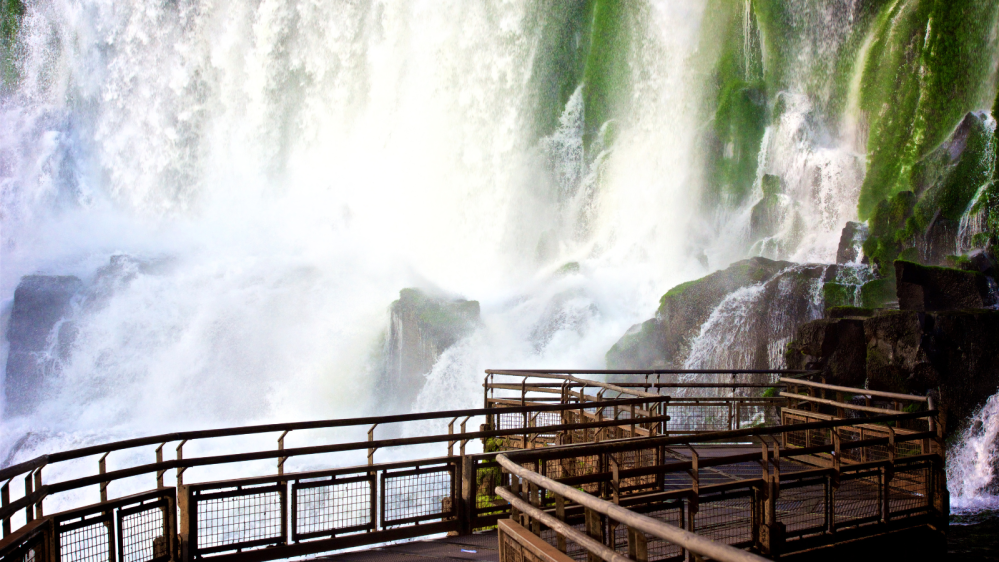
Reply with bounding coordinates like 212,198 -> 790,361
0,393 -> 668,562
492,396 -> 945,561
0,370 -> 940,562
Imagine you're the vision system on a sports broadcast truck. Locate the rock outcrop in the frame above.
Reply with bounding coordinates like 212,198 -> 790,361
895,260 -> 997,311
786,259 -> 999,435
4,275 -> 83,416
607,257 -> 833,369
382,288 -> 480,408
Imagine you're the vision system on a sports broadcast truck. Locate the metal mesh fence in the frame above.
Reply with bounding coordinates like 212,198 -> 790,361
383,466 -> 453,525
119,502 -> 168,562
294,475 -> 372,538
778,478 -> 827,538
890,463 -> 931,516
693,493 -> 753,546
59,517 -> 111,562
834,470 -> 881,529
195,485 -> 284,551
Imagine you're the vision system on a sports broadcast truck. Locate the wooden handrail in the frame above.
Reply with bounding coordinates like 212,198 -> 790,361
496,455 -> 770,562
779,378 -> 928,402
503,409 -> 937,462
0,395 -> 666,484
779,392 -> 904,415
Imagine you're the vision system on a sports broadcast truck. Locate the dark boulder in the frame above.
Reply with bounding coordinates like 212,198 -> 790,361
382,288 -> 480,409
750,175 -> 787,241
786,308 -> 999,436
836,221 -> 868,264
785,318 -> 867,387
895,260 -> 997,312
5,275 -> 83,416
606,257 -> 794,369
864,311 -> 928,394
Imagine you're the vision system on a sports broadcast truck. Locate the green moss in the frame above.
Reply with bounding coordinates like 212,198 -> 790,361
857,0 -> 999,219
526,2 -> 595,140
1,0 -> 25,90
555,261 -> 581,276
823,282 -> 854,309
863,191 -> 918,275
698,0 -> 769,208
860,278 -> 896,309
762,386 -> 778,398
582,0 -> 631,151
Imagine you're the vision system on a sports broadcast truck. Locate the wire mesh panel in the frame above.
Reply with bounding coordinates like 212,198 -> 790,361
834,470 -> 881,530
381,464 -> 455,527
666,402 -> 732,433
693,492 -> 754,547
117,498 -> 170,562
778,477 -> 827,538
626,502 -> 684,562
889,462 -> 931,517
192,484 -> 286,555
292,474 -> 374,541
0,522 -> 50,562
59,513 -> 113,562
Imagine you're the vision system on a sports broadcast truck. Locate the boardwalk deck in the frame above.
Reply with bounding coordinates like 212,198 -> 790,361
317,533 -> 499,562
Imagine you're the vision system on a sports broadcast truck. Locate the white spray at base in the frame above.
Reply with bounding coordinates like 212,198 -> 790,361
948,391 -> 999,513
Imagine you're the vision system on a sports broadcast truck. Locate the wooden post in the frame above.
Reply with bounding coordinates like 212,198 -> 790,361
584,507 -> 604,562
627,526 -> 648,562
460,455 -> 474,535
555,494 -> 567,553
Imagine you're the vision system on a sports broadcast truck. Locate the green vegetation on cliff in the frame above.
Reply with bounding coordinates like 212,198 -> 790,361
526,3 -> 595,141
858,0 -> 999,219
1,0 -> 25,90
582,0 -> 631,150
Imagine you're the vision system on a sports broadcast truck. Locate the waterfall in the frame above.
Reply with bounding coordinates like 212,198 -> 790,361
949,392 -> 999,513
0,1 -> 712,459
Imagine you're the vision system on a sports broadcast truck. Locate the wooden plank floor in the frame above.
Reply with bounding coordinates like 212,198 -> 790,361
315,532 -> 499,562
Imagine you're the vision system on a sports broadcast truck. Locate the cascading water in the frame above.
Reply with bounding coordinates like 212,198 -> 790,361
949,392 -> 999,512
3,0 -> 999,534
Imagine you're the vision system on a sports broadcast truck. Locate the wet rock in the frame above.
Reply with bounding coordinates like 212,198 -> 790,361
605,319 -> 661,371
785,318 -> 867,387
4,275 -> 83,416
836,221 -> 868,264
786,307 -> 999,436
383,288 -> 479,407
864,311 -> 928,393
895,260 -> 997,312
749,175 -> 787,241
606,257 -> 798,369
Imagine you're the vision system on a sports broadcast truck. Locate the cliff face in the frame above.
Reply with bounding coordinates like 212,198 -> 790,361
787,261 -> 999,436
382,288 -> 480,410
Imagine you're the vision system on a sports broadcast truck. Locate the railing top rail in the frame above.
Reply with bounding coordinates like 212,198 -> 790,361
496,454 -> 769,562
486,382 -> 788,388
0,410 -> 673,522
779,377 -> 929,402
0,395 -> 667,484
503,409 -> 937,462
485,369 -> 818,375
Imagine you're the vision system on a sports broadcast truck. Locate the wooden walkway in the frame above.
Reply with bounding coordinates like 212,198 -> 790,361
317,533 -> 499,562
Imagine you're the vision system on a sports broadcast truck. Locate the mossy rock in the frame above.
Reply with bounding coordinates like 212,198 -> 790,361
860,278 -> 896,309
822,282 -> 854,309
826,306 -> 878,319
605,318 -> 661,370
607,257 -> 796,369
555,262 -> 581,276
